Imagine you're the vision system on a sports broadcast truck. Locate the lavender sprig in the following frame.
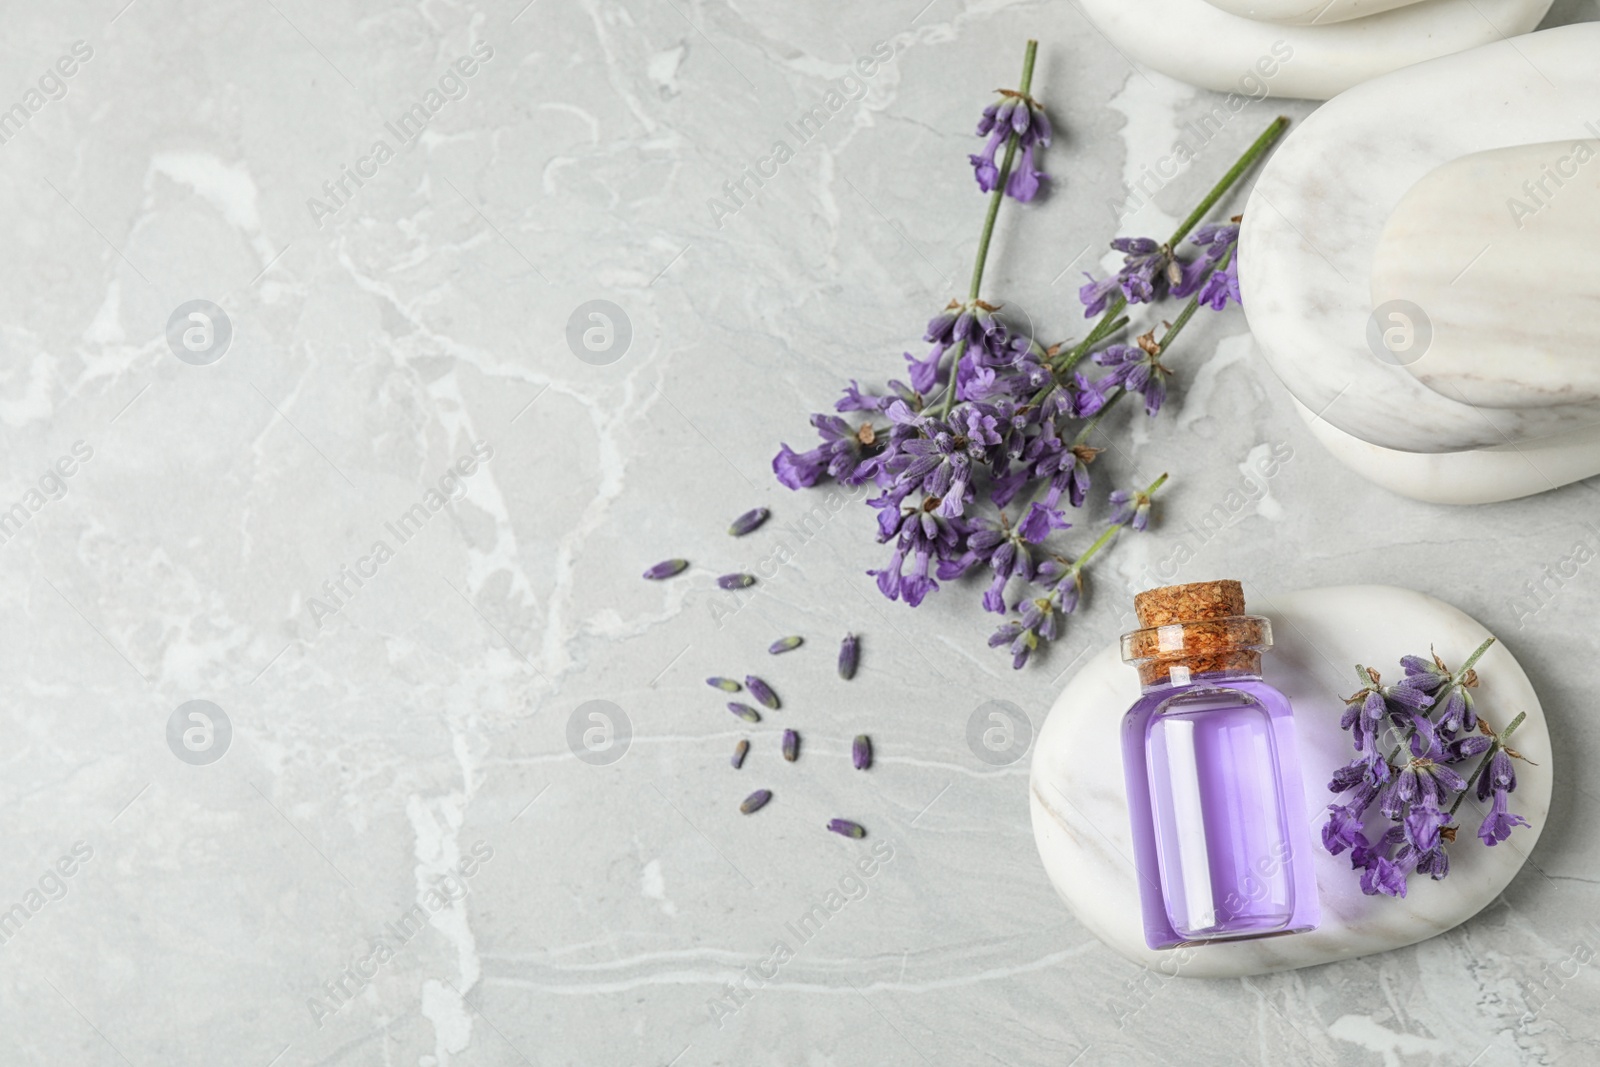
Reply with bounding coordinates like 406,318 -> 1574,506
770,44 -> 1284,669
1323,637 -> 1533,897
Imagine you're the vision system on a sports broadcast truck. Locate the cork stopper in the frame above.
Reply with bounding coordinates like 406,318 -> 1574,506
1133,580 -> 1245,628
1121,579 -> 1270,687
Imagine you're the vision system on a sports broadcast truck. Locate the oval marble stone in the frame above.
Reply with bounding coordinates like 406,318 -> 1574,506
1073,0 -> 1550,101
1204,0 -> 1425,26
1370,140 -> 1600,409
1240,23 -> 1600,498
1030,585 -> 1550,978
1286,394 -> 1600,506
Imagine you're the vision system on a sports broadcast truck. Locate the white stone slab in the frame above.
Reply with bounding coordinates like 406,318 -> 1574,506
1075,0 -> 1550,101
1030,585 -> 1550,978
1240,24 -> 1600,477
1370,140 -> 1600,409
1289,396 -> 1600,505
1203,0 -> 1427,25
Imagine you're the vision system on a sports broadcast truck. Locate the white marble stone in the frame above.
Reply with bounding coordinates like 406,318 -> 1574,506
1031,585 -> 1551,978
1203,0 -> 1428,25
1370,140 -> 1600,409
1075,0 -> 1550,101
1290,395 -> 1600,505
1240,24 -> 1600,501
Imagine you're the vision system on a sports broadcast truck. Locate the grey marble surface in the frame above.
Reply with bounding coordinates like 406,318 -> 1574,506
3,2 -> 1600,1066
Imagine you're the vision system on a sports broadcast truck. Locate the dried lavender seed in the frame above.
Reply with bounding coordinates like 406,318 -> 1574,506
717,573 -> 756,590
782,729 -> 798,762
769,636 -> 804,655
706,677 -> 742,693
728,507 -> 771,537
744,676 -> 779,710
727,702 -> 761,724
642,559 -> 688,580
826,818 -> 866,839
731,740 -> 749,769
838,633 -> 860,679
740,789 -> 772,814
852,735 -> 872,770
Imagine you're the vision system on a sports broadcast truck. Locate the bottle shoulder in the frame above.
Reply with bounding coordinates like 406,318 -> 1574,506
1121,674 -> 1293,720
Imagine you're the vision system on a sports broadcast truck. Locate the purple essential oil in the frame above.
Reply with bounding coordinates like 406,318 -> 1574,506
1119,580 -> 1319,951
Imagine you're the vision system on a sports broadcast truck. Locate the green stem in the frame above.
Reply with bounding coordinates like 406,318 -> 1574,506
1454,636 -> 1496,679
1166,115 -> 1288,251
1053,115 -> 1288,373
936,39 -> 1038,419
1447,743 -> 1498,819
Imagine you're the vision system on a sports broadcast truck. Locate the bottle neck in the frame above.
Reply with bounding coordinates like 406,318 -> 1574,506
1137,662 -> 1263,693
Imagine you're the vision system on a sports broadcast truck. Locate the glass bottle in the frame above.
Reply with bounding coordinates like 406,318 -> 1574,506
1119,580 -> 1319,951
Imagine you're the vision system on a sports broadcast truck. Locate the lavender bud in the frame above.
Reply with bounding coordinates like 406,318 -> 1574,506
642,559 -> 688,580
826,818 -> 866,839
782,729 -> 799,762
744,676 -> 779,710
740,789 -> 772,814
728,702 -> 761,724
728,507 -> 771,537
838,633 -> 859,679
852,735 -> 872,770
731,740 -> 749,769
706,677 -> 742,693
769,636 -> 804,655
718,573 -> 756,590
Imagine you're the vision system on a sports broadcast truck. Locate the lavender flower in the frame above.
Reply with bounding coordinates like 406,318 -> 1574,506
728,702 -> 761,724
740,789 -> 772,814
971,92 -> 1051,201
718,573 -> 756,590
868,495 -> 960,607
838,633 -> 860,679
907,302 -> 1011,397
731,740 -> 749,769
1479,790 -> 1531,845
1077,272 -> 1121,318
1197,256 -> 1240,311
826,818 -> 866,839
1108,486 -> 1155,531
642,559 -> 688,580
1191,222 -> 1239,263
706,677 -> 742,693
782,729 -> 799,762
1093,340 -> 1170,416
768,636 -> 804,654
728,508 -> 771,536
853,735 -> 872,770
744,676 -> 779,710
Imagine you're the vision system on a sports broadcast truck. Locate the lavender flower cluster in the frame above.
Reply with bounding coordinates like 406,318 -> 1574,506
1323,638 -> 1533,897
772,43 -> 1263,669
